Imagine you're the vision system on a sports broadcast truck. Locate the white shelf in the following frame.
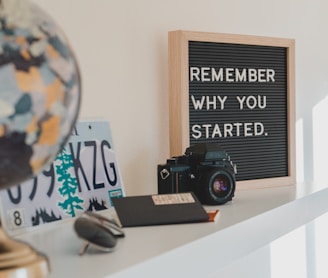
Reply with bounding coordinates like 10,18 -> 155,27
15,182 -> 328,277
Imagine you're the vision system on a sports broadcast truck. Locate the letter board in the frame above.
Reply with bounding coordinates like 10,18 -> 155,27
168,30 -> 295,189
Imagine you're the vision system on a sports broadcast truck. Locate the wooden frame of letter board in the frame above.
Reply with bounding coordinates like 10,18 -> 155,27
168,30 -> 295,190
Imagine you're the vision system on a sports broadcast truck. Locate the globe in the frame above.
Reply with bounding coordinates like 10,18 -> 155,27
0,1 -> 81,276
0,0 -> 81,189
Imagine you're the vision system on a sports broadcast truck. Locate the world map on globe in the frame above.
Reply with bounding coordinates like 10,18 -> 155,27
0,2 -> 81,188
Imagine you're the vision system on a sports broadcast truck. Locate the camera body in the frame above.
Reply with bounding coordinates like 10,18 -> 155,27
157,143 -> 236,205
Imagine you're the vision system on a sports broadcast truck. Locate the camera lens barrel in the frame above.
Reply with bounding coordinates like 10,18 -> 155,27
199,168 -> 235,205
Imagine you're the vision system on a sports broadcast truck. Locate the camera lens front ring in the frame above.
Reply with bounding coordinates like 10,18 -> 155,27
203,169 -> 235,205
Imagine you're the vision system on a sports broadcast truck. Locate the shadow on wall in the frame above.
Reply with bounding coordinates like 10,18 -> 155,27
297,81 -> 328,183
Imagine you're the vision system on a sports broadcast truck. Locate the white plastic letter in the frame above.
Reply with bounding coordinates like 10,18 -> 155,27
237,96 -> 246,110
190,67 -> 200,81
191,95 -> 205,110
191,125 -> 202,139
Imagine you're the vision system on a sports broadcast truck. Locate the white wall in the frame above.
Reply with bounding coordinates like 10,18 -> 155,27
32,0 -> 328,196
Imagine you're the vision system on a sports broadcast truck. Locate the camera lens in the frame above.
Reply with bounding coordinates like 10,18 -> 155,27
211,174 -> 230,197
201,169 -> 235,205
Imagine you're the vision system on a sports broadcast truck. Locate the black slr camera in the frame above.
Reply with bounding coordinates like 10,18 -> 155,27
157,143 -> 236,205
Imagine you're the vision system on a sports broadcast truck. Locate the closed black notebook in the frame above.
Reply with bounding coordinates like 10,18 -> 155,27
112,192 -> 209,227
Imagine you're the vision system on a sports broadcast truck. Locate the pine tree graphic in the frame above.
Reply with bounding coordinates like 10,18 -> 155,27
56,148 -> 84,217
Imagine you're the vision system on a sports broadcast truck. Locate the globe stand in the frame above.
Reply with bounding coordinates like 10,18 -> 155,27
0,227 -> 49,277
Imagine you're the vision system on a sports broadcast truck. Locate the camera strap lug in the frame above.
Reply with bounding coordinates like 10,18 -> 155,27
160,169 -> 170,180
